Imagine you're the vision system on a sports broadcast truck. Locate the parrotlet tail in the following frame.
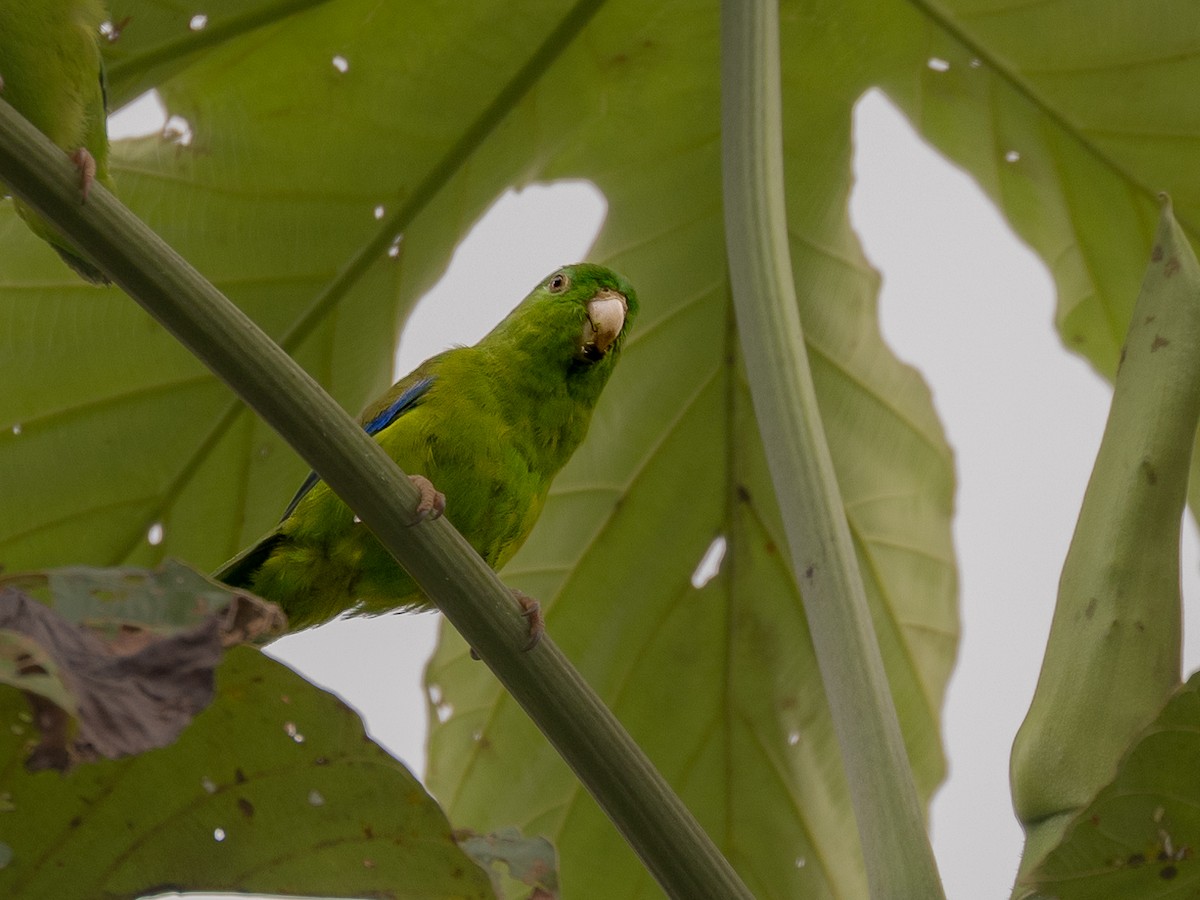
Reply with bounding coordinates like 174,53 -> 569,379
214,531 -> 286,590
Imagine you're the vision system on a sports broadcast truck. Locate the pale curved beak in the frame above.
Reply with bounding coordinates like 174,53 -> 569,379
580,290 -> 628,360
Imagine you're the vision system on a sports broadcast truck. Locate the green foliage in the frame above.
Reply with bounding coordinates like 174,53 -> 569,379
3,2 -> 959,895
0,646 -> 493,899
2,0 -> 1198,897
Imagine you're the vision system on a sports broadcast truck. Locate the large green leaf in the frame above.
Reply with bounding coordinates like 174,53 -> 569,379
23,0 -> 1200,895
0,0 -> 954,895
874,0 -> 1200,512
427,4 -> 956,896
0,647 -> 493,899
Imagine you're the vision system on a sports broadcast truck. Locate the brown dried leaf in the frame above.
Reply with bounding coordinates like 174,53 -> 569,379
0,566 -> 284,772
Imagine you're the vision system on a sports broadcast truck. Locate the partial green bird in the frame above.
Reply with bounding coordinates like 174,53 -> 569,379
0,0 -> 113,284
217,263 -> 638,634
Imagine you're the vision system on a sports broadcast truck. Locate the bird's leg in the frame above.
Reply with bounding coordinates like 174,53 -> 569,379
407,473 -> 445,524
468,588 -> 545,659
69,148 -> 97,201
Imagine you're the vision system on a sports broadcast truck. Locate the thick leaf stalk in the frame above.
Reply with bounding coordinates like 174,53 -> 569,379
0,99 -> 753,899
1010,199 -> 1200,887
720,1 -> 945,897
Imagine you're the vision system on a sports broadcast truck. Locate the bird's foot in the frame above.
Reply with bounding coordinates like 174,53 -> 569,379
511,589 -> 544,650
69,148 -> 97,202
407,474 -> 446,524
469,588 -> 545,659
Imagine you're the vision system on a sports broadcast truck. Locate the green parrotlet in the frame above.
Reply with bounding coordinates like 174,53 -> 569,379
217,263 -> 638,639
0,0 -> 113,284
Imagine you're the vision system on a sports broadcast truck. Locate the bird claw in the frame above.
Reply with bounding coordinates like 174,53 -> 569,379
512,589 -> 544,651
69,148 -> 97,202
468,588 -> 544,660
407,474 -> 445,525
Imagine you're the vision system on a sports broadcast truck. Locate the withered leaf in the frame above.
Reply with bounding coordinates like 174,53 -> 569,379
0,562 -> 285,771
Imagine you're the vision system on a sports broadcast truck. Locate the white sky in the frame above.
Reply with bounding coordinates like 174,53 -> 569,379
113,88 -> 1200,899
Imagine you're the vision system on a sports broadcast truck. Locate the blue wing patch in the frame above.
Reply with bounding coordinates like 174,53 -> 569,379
280,376 -> 436,521
363,376 -> 435,436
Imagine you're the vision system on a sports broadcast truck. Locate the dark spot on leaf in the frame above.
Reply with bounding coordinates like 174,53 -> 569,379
1117,346 -> 1126,371
1135,620 -> 1145,632
1161,865 -> 1178,880
1141,459 -> 1158,484
764,539 -> 777,555
1145,314 -> 1157,324
314,756 -> 329,766
1128,853 -> 1146,867
1090,814 -> 1100,826
363,824 -> 374,840
68,816 -> 82,829
1165,258 -> 1181,277
238,797 -> 254,818
1151,335 -> 1170,352
736,484 -> 751,503
1084,597 -> 1097,619
805,565 -> 815,579
1152,245 -> 1164,262
234,767 -> 246,784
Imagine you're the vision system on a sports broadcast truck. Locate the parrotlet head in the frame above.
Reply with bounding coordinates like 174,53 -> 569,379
493,262 -> 638,376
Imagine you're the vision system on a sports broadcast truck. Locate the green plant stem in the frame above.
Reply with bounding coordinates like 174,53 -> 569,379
0,98 -> 753,900
719,2 -> 945,897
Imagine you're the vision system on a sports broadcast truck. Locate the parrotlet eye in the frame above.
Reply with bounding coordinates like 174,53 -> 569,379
547,272 -> 570,293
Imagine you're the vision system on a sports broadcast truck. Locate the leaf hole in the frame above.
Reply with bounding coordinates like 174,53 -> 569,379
164,114 -> 194,146
691,535 -> 727,589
